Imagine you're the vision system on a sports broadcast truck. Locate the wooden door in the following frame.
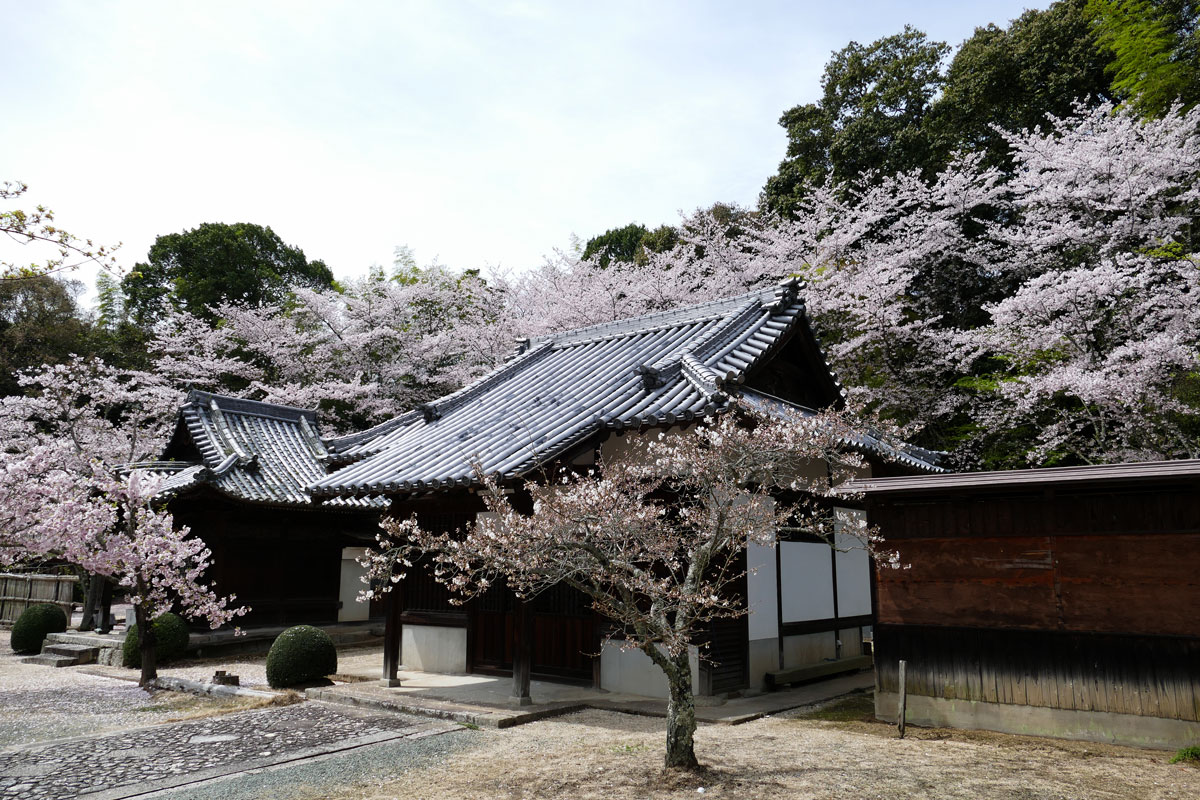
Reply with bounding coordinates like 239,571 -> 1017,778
470,581 -> 596,683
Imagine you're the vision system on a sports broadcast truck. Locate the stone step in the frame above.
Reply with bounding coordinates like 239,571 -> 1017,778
43,643 -> 99,664
21,654 -> 78,668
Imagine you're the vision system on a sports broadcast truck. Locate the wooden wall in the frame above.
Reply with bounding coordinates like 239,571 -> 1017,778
874,485 -> 1200,638
172,491 -> 380,628
871,478 -> 1200,721
875,625 -> 1200,721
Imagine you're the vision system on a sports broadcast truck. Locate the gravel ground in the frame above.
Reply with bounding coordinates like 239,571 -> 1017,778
5,629 -> 1198,799
331,703 -> 1200,800
154,645 -> 382,689
0,631 -> 273,747
147,725 -> 482,800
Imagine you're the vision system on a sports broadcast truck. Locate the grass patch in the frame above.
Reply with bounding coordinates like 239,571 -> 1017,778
1170,745 -> 1200,766
792,691 -> 876,723
611,741 -> 648,755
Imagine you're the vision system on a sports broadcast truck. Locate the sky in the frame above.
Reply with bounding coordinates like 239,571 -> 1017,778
2,0 -> 1048,304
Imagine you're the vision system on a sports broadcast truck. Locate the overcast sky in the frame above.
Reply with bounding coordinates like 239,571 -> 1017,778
2,0 -> 1047,302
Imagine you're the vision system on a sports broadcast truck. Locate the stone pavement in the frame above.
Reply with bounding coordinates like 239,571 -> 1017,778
0,701 -> 460,800
309,668 -> 876,728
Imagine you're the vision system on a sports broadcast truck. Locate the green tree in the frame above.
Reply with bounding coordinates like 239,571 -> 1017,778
1088,0 -> 1200,117
121,222 -> 334,323
931,0 -> 1113,166
761,26 -> 949,218
583,222 -> 679,267
0,275 -> 91,396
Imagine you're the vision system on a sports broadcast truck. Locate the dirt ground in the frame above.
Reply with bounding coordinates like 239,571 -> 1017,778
4,629 -> 1198,799
332,694 -> 1200,800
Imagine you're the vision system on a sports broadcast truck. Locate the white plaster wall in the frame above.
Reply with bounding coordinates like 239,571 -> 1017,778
834,509 -> 872,618
748,637 -> 780,691
402,625 -> 468,674
747,542 -> 779,641
782,630 -> 838,668
780,541 -> 835,622
338,547 -> 369,622
599,642 -> 700,698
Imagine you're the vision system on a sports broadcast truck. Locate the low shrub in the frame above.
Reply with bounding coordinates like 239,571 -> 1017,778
265,625 -> 338,688
10,603 -> 68,654
122,612 -> 190,668
1170,745 -> 1200,766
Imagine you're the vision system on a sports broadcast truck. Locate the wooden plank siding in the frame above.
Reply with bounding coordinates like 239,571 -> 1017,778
875,625 -> 1200,721
869,477 -> 1200,723
172,490 -> 380,628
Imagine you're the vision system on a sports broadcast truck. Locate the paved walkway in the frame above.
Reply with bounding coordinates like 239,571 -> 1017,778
0,701 -> 459,800
309,668 -> 876,727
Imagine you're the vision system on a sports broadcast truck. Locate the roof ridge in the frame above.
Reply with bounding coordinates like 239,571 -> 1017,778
185,389 -> 317,421
324,342 -> 557,456
534,286 -> 773,347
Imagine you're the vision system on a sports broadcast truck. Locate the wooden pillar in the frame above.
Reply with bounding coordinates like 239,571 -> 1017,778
382,581 -> 403,687
511,598 -> 533,705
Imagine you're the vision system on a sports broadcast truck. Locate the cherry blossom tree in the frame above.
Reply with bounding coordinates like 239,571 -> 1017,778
149,264 -> 514,431
0,359 -> 245,683
1,180 -> 120,280
361,405 -> 881,770
952,102 -> 1200,465
99,471 -> 247,686
757,101 -> 1200,466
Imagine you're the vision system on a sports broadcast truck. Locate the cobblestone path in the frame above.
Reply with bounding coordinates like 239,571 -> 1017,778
0,700 -> 458,799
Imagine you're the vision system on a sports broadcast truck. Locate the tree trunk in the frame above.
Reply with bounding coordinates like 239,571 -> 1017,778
78,572 -> 100,632
663,650 -> 699,770
134,604 -> 157,688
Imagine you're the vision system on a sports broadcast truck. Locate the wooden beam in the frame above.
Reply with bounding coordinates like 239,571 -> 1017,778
511,599 -> 533,705
382,580 -> 403,686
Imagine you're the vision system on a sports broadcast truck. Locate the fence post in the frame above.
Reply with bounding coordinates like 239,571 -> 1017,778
897,659 -> 907,739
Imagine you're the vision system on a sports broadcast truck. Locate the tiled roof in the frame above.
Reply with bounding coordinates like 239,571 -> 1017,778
139,391 -> 385,509
846,458 -> 1200,495
311,279 -> 931,497
738,388 -> 944,473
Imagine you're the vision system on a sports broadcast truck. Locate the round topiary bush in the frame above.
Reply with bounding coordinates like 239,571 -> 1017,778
122,612 -> 190,668
265,625 -> 338,688
10,603 -> 68,654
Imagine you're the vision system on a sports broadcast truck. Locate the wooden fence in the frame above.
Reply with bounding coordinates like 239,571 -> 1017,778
0,573 -> 77,625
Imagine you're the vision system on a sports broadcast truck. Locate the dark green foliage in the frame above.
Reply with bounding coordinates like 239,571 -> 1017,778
583,223 -> 649,268
583,223 -> 679,268
122,612 -> 190,668
931,0 -> 1113,167
762,26 -> 949,218
121,222 -> 334,324
761,3 -> 1120,216
1088,0 -> 1200,117
10,603 -> 68,653
0,276 -> 91,396
265,625 -> 338,688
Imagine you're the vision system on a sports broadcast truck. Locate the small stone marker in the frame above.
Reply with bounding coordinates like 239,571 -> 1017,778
897,659 -> 907,739
212,670 -> 240,686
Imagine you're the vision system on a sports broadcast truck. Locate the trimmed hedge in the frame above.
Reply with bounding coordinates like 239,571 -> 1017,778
10,603 -> 68,654
266,625 -> 338,688
122,612 -> 190,668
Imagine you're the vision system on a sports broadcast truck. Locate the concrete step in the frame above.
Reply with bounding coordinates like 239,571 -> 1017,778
43,643 -> 99,664
21,654 -> 78,668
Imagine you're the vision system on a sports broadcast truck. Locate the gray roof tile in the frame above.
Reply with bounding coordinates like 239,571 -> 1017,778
136,391 -> 385,509
311,279 -> 937,497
